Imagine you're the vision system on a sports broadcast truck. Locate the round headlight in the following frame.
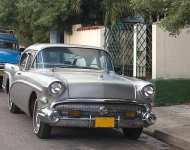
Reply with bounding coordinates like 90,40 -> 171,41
49,81 -> 65,96
142,85 -> 154,98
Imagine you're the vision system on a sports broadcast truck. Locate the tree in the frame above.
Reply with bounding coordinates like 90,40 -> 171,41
0,0 -> 81,45
103,0 -> 133,25
131,0 -> 171,23
161,0 -> 190,33
0,0 -> 18,27
16,0 -> 37,45
80,0 -> 103,25
0,0 -> 189,45
16,0 -> 82,45
32,0 -> 80,30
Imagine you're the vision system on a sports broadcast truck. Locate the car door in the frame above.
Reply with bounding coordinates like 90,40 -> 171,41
10,51 -> 34,113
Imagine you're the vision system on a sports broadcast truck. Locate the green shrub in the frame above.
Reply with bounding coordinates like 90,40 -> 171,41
152,79 -> 190,106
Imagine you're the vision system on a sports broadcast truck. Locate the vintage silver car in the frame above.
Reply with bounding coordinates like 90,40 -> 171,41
2,44 -> 156,139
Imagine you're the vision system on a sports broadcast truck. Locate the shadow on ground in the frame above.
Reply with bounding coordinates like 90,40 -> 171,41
51,127 -> 125,140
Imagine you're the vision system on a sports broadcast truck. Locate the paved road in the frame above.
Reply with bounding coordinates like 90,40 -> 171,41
0,91 -> 178,150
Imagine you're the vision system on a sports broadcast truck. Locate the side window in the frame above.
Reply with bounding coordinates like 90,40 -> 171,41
20,53 -> 28,70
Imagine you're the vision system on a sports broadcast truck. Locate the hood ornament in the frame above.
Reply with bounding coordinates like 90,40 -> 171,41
99,106 -> 108,115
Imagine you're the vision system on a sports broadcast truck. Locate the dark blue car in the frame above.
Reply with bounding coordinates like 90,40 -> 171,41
0,32 -> 20,78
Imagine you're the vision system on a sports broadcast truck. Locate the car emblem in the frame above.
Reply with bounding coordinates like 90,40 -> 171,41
99,106 -> 108,115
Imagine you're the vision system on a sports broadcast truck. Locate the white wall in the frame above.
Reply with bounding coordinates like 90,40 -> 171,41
64,25 -> 105,48
152,24 -> 190,79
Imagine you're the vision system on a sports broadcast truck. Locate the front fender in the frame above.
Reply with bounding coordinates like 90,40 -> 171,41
10,79 -> 43,116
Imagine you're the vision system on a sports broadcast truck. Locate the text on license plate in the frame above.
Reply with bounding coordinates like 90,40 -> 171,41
95,117 -> 115,128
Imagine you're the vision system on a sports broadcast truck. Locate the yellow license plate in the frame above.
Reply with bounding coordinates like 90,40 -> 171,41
95,117 -> 115,128
0,70 -> 4,76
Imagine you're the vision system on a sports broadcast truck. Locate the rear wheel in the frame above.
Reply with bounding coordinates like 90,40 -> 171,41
33,100 -> 51,139
122,128 -> 143,140
8,94 -> 20,113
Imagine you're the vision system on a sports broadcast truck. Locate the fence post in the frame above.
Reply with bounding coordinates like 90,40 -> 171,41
133,24 -> 137,77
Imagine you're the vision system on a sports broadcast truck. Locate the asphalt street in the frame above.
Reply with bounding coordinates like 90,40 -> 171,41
0,90 -> 178,150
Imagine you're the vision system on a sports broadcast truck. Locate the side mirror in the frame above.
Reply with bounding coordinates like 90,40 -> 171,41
5,64 -> 20,72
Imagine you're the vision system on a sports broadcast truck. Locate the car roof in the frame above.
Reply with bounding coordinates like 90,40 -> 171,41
25,43 -> 107,53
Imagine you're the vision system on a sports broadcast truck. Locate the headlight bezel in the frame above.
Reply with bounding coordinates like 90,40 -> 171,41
141,85 -> 155,98
48,81 -> 65,97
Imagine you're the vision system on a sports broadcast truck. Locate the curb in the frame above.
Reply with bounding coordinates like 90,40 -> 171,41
144,129 -> 189,150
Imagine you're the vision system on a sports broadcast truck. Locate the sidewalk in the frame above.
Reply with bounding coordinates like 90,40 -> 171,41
144,104 -> 190,150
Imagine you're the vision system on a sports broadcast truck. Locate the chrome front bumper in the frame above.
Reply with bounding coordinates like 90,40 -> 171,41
37,106 -> 156,128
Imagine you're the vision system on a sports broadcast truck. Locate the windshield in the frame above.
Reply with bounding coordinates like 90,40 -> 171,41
0,40 -> 17,49
32,47 -> 114,71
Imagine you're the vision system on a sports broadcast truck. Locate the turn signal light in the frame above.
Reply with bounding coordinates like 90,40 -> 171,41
68,111 -> 81,117
126,112 -> 136,118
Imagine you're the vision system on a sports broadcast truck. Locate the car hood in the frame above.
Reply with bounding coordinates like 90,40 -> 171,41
0,48 -> 20,64
45,69 -> 137,100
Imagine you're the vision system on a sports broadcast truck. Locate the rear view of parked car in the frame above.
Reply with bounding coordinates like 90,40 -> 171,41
0,28 -> 20,83
2,44 -> 156,139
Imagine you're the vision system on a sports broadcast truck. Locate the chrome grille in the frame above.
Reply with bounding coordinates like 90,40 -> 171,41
54,103 -> 145,113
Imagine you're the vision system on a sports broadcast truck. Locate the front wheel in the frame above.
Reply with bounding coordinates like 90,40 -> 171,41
122,128 -> 143,140
33,100 -> 51,139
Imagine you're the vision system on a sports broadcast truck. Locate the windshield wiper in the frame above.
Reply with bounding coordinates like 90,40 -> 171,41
54,64 -> 101,70
75,66 -> 101,70
54,64 -> 76,68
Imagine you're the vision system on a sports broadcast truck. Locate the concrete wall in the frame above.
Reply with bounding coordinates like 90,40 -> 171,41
152,24 -> 190,79
64,25 -> 105,48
